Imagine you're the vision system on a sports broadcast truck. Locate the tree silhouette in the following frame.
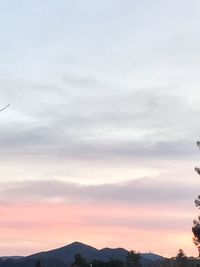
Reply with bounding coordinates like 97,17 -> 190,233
174,249 -> 187,267
71,254 -> 89,267
192,140 -> 200,255
126,251 -> 141,267
176,249 -> 187,260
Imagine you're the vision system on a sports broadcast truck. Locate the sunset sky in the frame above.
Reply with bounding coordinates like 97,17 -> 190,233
1,0 -> 200,257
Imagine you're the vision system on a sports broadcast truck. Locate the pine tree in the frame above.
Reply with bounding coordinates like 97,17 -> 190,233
176,249 -> 187,260
175,249 -> 187,267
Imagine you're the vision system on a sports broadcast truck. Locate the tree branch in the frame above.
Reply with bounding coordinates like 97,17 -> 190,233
0,104 -> 9,112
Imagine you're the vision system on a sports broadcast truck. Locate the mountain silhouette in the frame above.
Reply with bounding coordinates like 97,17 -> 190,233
25,241 -> 163,264
0,242 -> 164,267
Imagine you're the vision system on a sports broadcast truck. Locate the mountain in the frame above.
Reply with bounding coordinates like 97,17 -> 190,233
26,242 -> 99,263
142,253 -> 164,262
26,241 -> 163,264
98,247 -> 127,262
0,242 -> 164,267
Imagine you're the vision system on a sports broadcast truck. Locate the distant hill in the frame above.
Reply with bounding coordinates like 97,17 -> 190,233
142,253 -> 163,262
26,241 -> 163,265
26,242 -> 100,264
0,241 -> 164,267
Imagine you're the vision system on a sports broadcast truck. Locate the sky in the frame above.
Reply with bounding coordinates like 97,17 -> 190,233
1,0 -> 200,257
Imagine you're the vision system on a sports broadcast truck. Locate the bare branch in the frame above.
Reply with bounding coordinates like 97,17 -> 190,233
0,104 -> 9,112
197,141 -> 200,148
195,167 -> 200,175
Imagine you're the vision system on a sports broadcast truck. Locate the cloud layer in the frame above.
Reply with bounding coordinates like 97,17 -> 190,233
0,177 -> 197,206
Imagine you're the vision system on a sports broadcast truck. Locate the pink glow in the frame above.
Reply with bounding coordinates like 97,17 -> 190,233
0,202 -> 196,257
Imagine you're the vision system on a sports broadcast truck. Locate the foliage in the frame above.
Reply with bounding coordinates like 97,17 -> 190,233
193,140 -> 200,255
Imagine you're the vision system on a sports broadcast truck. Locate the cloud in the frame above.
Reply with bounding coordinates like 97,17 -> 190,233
0,177 -> 197,207
0,79 -> 199,163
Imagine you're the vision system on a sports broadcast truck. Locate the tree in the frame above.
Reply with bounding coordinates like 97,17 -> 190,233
71,254 -> 89,267
175,249 -> 187,267
126,251 -> 141,267
193,140 -> 200,256
176,249 -> 187,260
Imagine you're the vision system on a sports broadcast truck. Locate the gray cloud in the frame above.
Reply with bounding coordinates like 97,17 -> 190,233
0,79 -> 199,163
0,178 -> 197,206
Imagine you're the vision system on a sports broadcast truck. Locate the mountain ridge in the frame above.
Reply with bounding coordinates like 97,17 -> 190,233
0,241 -> 164,267
24,241 -> 163,264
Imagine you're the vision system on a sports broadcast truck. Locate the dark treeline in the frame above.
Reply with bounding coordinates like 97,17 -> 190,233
0,249 -> 200,267
0,258 -> 65,267
0,251 -> 152,267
